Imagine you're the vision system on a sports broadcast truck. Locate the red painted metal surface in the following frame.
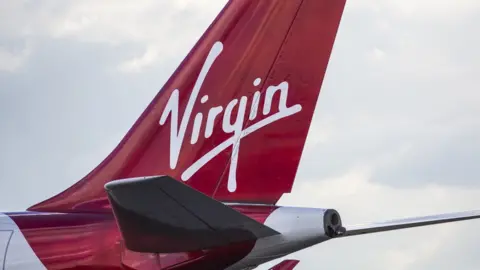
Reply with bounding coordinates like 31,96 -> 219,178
7,205 -> 276,269
10,0 -> 347,269
8,212 -> 123,269
269,260 -> 300,270
28,0 -> 346,213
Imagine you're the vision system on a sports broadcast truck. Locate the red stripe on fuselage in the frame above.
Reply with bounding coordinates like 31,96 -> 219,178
7,205 -> 277,269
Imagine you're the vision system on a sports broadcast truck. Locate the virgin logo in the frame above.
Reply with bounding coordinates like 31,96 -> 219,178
159,41 -> 302,192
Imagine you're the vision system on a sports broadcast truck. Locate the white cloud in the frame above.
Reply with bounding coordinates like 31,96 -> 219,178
256,166 -> 480,269
0,43 -> 32,72
370,46 -> 386,62
0,0 -> 227,73
117,45 -> 161,73
43,0 -> 227,72
347,0 -> 480,19
285,166 -> 480,222
387,0 -> 480,19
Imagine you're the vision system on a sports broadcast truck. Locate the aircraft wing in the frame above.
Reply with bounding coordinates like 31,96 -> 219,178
341,210 -> 480,237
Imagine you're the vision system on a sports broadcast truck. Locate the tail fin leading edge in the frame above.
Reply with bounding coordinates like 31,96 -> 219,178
30,0 -> 346,212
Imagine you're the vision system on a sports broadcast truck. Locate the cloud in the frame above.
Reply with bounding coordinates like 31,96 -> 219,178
42,0 -> 227,72
294,0 -> 480,189
258,166 -> 480,269
349,0 -> 480,20
0,43 -> 31,72
387,0 -> 480,19
0,1 -> 227,73
117,45 -> 161,73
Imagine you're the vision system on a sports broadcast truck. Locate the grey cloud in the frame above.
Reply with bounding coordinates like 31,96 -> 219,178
0,37 -> 185,209
295,1 -> 480,189
0,1 -> 226,210
372,127 -> 480,188
413,223 -> 479,270
260,224 -> 480,270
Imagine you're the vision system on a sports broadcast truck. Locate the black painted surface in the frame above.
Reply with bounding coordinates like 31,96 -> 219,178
105,176 -> 279,253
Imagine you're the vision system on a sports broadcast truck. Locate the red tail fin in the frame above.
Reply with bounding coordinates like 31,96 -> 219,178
29,0 -> 346,212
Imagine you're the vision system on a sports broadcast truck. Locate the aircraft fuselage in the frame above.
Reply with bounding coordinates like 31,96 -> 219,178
0,205 -> 335,269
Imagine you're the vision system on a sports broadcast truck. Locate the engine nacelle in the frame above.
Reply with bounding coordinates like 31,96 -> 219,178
227,206 -> 345,269
261,207 -> 344,244
323,208 -> 345,237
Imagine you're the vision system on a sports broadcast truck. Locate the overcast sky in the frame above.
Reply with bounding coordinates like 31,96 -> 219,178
1,0 -> 479,269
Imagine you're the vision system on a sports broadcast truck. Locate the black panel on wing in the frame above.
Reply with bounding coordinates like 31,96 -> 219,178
104,175 -> 279,253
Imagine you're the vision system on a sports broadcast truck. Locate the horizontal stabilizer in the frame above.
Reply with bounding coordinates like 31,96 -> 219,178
342,210 -> 480,237
104,176 -> 279,253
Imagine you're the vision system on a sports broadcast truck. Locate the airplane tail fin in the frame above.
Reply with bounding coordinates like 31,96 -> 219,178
29,0 -> 346,212
104,175 -> 279,253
